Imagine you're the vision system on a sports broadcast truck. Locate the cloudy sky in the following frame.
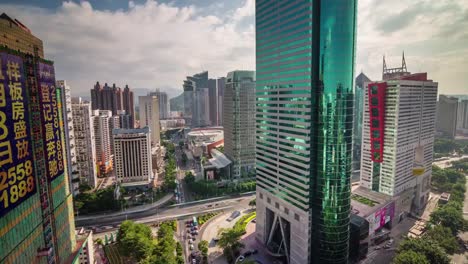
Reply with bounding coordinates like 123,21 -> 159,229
1,0 -> 467,98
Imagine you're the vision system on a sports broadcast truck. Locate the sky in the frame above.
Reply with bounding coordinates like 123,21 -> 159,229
1,0 -> 467,98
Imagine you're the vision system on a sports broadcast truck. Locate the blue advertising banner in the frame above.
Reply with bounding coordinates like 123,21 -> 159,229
0,52 -> 36,216
38,62 -> 64,181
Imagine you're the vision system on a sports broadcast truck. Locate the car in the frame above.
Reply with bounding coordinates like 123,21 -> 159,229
375,246 -> 381,250
250,249 -> 258,255
192,259 -> 197,264
187,229 -> 192,233
190,245 -> 194,250
187,234 -> 192,239
244,251 -> 252,257
213,237 -> 219,242
238,256 -> 245,262
188,239 -> 193,244
194,226 -> 198,230
252,219 -> 256,223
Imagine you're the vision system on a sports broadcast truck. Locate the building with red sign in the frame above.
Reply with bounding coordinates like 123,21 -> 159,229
360,55 -> 438,212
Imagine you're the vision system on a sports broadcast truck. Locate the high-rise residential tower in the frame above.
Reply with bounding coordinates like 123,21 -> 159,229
149,90 -> 169,120
90,82 -> 134,128
139,95 -> 160,146
352,73 -> 371,170
92,110 -> 113,176
360,60 -> 438,211
255,1 -> 356,263
56,80 -> 79,196
113,127 -> 153,187
72,98 -> 98,188
223,71 -> 256,179
0,13 -> 76,263
436,95 -> 458,138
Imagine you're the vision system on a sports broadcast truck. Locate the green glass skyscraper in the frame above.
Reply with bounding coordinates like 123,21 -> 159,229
255,1 -> 356,264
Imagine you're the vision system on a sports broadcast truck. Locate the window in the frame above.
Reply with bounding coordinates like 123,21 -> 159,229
371,108 -> 379,117
294,213 -> 300,221
267,197 -> 271,204
371,97 -> 379,106
371,86 -> 378,95
284,207 -> 289,215
275,202 -> 279,209
372,120 -> 379,128
259,193 -> 263,199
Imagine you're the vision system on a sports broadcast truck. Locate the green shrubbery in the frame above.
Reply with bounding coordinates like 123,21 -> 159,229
186,179 -> 256,199
233,212 -> 256,234
117,220 -> 179,264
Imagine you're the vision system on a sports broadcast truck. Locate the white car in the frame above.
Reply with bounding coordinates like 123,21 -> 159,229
190,244 -> 194,250
238,256 -> 245,262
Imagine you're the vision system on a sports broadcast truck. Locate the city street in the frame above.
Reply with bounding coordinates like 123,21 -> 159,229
75,194 -> 255,227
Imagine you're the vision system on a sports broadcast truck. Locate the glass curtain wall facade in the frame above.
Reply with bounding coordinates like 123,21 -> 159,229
255,1 -> 356,263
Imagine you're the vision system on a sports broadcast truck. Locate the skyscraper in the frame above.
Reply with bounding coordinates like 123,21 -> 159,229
92,110 -> 113,176
149,90 -> 169,120
56,80 -> 79,196
255,1 -> 356,263
223,71 -> 256,179
436,95 -> 459,138
457,99 -> 468,135
71,98 -> 98,188
353,73 -> 371,170
122,85 -> 134,127
217,77 -> 226,126
0,13 -> 76,263
182,72 -> 226,128
113,127 -> 153,187
139,95 -> 160,146
360,62 -> 438,211
90,82 -> 134,128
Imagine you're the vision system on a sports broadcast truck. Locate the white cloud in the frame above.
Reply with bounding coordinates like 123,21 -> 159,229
1,0 -> 466,97
0,0 -> 255,97
356,0 -> 468,94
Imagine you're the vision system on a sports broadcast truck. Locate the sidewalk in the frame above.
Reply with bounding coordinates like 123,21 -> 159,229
76,193 -> 173,221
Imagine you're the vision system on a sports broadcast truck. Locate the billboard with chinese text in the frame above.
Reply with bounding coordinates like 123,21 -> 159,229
0,52 -> 36,217
367,201 -> 395,234
38,61 -> 64,181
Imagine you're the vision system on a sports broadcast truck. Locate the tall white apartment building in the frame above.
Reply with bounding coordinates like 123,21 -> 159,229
92,110 -> 113,176
360,67 -> 438,210
56,80 -> 79,195
113,127 -> 153,187
71,98 -> 98,188
139,95 -> 160,146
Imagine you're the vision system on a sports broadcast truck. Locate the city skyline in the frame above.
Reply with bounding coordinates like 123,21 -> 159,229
0,0 -> 466,97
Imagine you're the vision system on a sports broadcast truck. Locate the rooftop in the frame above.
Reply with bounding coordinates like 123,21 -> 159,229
351,186 -> 393,218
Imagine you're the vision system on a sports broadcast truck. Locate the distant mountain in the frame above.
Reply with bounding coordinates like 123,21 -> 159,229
170,93 -> 184,112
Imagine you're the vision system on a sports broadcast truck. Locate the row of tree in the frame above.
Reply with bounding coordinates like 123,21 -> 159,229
184,178 -> 256,199
117,220 -> 183,264
163,141 -> 177,191
434,138 -> 468,157
74,185 -> 122,214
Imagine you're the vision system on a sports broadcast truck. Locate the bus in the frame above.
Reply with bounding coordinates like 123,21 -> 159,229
192,216 -> 198,227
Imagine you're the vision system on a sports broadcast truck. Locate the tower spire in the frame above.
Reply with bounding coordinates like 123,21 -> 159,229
402,51 -> 407,72
382,55 -> 387,79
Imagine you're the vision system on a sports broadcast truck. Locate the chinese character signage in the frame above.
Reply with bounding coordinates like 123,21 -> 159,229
38,62 -> 64,181
0,52 -> 36,216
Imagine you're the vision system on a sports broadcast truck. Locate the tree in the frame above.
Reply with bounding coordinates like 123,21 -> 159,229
95,238 -> 103,246
393,250 -> 430,264
430,201 -> 466,235
249,199 -> 256,209
217,228 -> 244,263
185,172 -> 195,184
397,238 -> 450,264
425,226 -> 459,254
117,220 -> 154,261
